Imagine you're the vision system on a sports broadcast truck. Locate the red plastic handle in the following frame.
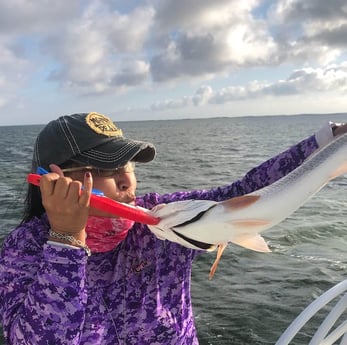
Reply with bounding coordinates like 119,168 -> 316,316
27,174 -> 160,225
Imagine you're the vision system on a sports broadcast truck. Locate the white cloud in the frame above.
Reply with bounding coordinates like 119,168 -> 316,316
153,0 -> 260,31
284,64 -> 347,92
148,63 -> 347,111
0,37 -> 30,110
151,96 -> 191,111
269,0 -> 347,64
150,0 -> 278,81
42,1 -> 154,94
112,60 -> 150,87
192,86 -> 213,106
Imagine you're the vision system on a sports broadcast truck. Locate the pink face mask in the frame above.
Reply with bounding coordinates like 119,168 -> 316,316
85,215 -> 135,253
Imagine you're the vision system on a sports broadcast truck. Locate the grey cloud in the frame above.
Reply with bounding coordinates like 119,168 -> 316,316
112,72 -> 147,87
275,0 -> 347,21
149,0 -> 280,82
0,1 -> 79,34
154,0 -> 229,29
150,33 -> 226,82
112,61 -> 149,87
305,24 -> 347,47
270,0 -> 347,58
149,16 -> 280,82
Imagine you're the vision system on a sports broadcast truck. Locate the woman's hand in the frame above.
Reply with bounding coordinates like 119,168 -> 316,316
40,164 -> 93,244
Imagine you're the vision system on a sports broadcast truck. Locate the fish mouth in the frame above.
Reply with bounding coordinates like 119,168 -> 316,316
172,229 -> 215,250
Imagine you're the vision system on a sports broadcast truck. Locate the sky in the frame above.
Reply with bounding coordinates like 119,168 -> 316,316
0,0 -> 346,125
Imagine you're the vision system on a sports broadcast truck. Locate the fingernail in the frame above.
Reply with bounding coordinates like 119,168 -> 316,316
86,172 -> 91,178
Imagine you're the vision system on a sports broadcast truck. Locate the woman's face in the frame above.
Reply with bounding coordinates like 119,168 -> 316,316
64,165 -> 137,217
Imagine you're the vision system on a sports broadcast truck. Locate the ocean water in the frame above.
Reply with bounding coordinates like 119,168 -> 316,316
1,114 -> 347,344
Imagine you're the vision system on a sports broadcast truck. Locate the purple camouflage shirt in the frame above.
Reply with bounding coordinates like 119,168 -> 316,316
0,135 -> 319,345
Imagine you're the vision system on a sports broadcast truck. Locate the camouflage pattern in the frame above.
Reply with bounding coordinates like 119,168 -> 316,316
0,135 -> 318,344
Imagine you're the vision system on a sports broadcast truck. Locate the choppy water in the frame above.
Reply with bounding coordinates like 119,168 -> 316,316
1,114 -> 347,344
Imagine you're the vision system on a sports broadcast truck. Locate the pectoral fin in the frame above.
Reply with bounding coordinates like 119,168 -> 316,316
209,243 -> 228,280
231,233 -> 271,252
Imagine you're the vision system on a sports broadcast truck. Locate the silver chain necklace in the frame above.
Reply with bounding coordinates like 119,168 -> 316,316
101,289 -> 126,345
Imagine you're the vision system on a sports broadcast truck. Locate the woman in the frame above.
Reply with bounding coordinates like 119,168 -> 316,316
0,112 -> 344,345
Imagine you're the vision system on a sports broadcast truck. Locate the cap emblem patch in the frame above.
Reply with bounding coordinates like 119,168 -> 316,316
86,112 -> 123,137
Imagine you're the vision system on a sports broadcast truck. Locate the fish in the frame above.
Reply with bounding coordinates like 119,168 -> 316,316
148,132 -> 347,279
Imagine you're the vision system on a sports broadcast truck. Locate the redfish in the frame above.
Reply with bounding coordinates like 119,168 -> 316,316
148,132 -> 347,278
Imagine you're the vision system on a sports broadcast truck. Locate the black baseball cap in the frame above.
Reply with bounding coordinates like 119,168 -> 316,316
33,112 -> 156,170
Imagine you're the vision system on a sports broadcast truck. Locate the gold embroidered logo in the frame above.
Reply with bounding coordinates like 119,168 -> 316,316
86,112 -> 123,137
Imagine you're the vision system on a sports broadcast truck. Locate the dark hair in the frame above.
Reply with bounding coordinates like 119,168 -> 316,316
21,185 -> 44,224
20,161 -> 76,224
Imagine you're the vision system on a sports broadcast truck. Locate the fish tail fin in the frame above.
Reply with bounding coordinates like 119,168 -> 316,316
209,243 -> 228,280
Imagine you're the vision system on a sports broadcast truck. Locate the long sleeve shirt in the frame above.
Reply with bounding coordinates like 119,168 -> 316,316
0,127 -> 332,345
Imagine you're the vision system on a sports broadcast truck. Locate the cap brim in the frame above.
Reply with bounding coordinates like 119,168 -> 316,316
70,137 -> 156,169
